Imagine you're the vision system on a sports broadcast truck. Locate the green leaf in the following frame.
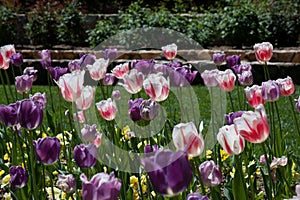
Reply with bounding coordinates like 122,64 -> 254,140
46,110 -> 56,133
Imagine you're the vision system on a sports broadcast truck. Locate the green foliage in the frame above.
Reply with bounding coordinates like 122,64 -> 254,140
0,6 -> 17,45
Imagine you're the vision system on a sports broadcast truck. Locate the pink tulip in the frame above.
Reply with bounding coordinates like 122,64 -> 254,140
86,58 -> 108,81
217,124 -> 245,155
270,156 -> 288,170
253,42 -> 273,63
143,73 -> 170,102
172,122 -> 204,157
119,69 -> 144,94
200,69 -> 219,87
111,63 -> 130,79
0,44 -> 15,69
276,76 -> 295,96
73,111 -> 85,123
75,86 -> 95,110
215,69 -> 236,92
96,98 -> 117,121
234,104 -> 269,143
244,85 -> 265,108
162,43 -> 177,60
55,70 -> 85,102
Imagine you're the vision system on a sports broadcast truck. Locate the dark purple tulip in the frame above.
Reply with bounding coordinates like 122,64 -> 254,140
56,174 -> 76,194
79,54 -> 96,68
140,99 -> 160,120
231,63 -> 252,74
261,80 -> 281,102
199,160 -> 222,187
73,144 -> 97,168
132,59 -> 155,75
168,61 -> 182,69
102,73 -> 115,85
23,67 -> 38,82
102,48 -> 118,60
225,111 -> 244,125
141,149 -> 193,197
238,71 -> 253,86
176,65 -> 198,85
144,144 -> 159,154
81,124 -> 98,142
29,92 -> 47,110
9,166 -> 28,190
39,49 -> 51,69
0,102 -> 19,127
18,99 -> 43,130
226,55 -> 240,68
213,52 -> 225,66
186,192 -> 210,200
128,98 -> 144,122
80,172 -> 121,200
33,137 -> 60,165
48,66 -> 68,81
10,53 -> 23,66
68,60 -> 81,72
15,75 -> 34,94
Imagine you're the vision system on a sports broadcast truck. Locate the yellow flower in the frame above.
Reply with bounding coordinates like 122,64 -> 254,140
248,160 -> 255,167
206,150 -> 213,159
220,149 -> 230,161
122,125 -> 130,136
0,170 -> 5,177
3,153 -> 9,161
255,168 -> 261,175
45,187 -> 62,200
3,192 -> 11,200
42,132 -> 47,138
130,176 -> 139,190
142,184 -> 147,194
1,174 -> 11,188
292,162 -> 300,179
53,171 -> 59,176
151,191 -> 156,197
230,167 -> 235,178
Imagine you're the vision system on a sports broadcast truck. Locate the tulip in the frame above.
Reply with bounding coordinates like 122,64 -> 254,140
132,59 -> 155,75
102,48 -> 118,60
253,42 -> 273,63
217,124 -> 245,155
96,98 -> 117,121
225,111 -> 245,125
111,63 -> 130,79
276,76 -> 295,96
10,53 -> 23,66
162,43 -> 177,60
73,111 -> 85,123
9,166 -> 28,190
33,137 -> 60,165
81,124 -> 98,142
15,75 -> 34,94
143,73 -> 170,102
79,54 -> 96,68
0,102 -> 19,127
128,98 -> 144,122
144,144 -> 159,154
141,149 -> 193,197
234,104 -> 269,143
74,144 -> 97,168
261,80 -> 281,102
237,70 -> 253,86
119,69 -> 144,94
55,70 -> 85,102
295,184 -> 300,197
139,99 -> 160,121
48,66 -> 68,81
80,172 -> 121,200
172,122 -> 205,157
68,60 -> 81,72
169,65 -> 198,87
199,160 -> 222,187
270,156 -> 288,170
226,55 -> 240,68
296,96 -> 300,112
213,52 -> 225,66
244,85 -> 264,108
200,69 -> 219,87
39,49 -> 51,69
102,73 -> 115,85
0,44 -> 15,69
112,90 -> 121,100
186,192 -> 210,200
75,86 -> 95,110
177,65 -> 198,84
23,67 -> 38,82
215,69 -> 236,92
56,174 -> 76,194
86,58 -> 108,81
18,99 -> 43,130
232,63 -> 252,74
29,92 -> 47,110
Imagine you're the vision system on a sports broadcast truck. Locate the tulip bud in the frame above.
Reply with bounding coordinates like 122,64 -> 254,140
9,166 -> 28,190
56,174 -> 76,194
73,144 -> 97,168
139,99 -> 159,121
212,52 -> 225,66
33,137 -> 60,165
10,53 -> 23,66
15,75 -> 34,94
199,160 -> 222,187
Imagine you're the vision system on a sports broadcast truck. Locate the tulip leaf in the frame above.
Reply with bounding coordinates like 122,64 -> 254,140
224,187 -> 234,200
46,110 -> 56,133
232,167 -> 248,200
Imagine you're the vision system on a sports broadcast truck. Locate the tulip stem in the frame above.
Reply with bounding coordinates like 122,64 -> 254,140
28,130 -> 39,200
228,92 -> 235,112
48,170 -> 55,200
0,70 -> 9,104
4,70 -> 15,101
47,71 -> 55,112
261,142 -> 273,200
288,96 -> 300,137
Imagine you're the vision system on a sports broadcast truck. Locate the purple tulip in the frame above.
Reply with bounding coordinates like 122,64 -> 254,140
48,66 -> 68,81
132,59 -> 155,75
33,137 -> 60,165
102,73 -> 115,85
23,67 -> 38,82
201,69 -> 219,87
261,80 -> 281,102
112,90 -> 121,100
0,102 -> 19,127
226,55 -> 240,68
15,75 -> 34,94
29,92 -> 47,110
68,60 -> 81,72
73,144 -> 97,168
295,96 -> 300,112
139,99 -> 160,121
128,98 -> 144,122
79,54 -> 96,68
39,49 -> 51,69
56,174 -> 76,194
80,172 -> 121,200
102,48 -> 118,60
176,65 -> 198,85
9,166 -> 28,190
199,160 -> 222,187
144,144 -> 159,154
141,149 -> 193,197
225,111 -> 245,125
18,99 -> 43,130
81,124 -> 98,142
238,70 -> 253,86
10,53 -> 23,66
213,52 -> 225,66
186,192 -> 210,200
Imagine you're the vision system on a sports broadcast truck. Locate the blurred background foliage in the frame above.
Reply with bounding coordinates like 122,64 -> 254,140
0,0 -> 299,48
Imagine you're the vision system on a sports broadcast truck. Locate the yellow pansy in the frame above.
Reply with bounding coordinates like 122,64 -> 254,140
122,125 -> 130,136
1,174 -> 11,188
130,176 -> 139,190
220,149 -> 230,161
3,192 -> 11,200
4,153 -> 9,161
206,150 -> 213,159
0,170 -> 5,177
